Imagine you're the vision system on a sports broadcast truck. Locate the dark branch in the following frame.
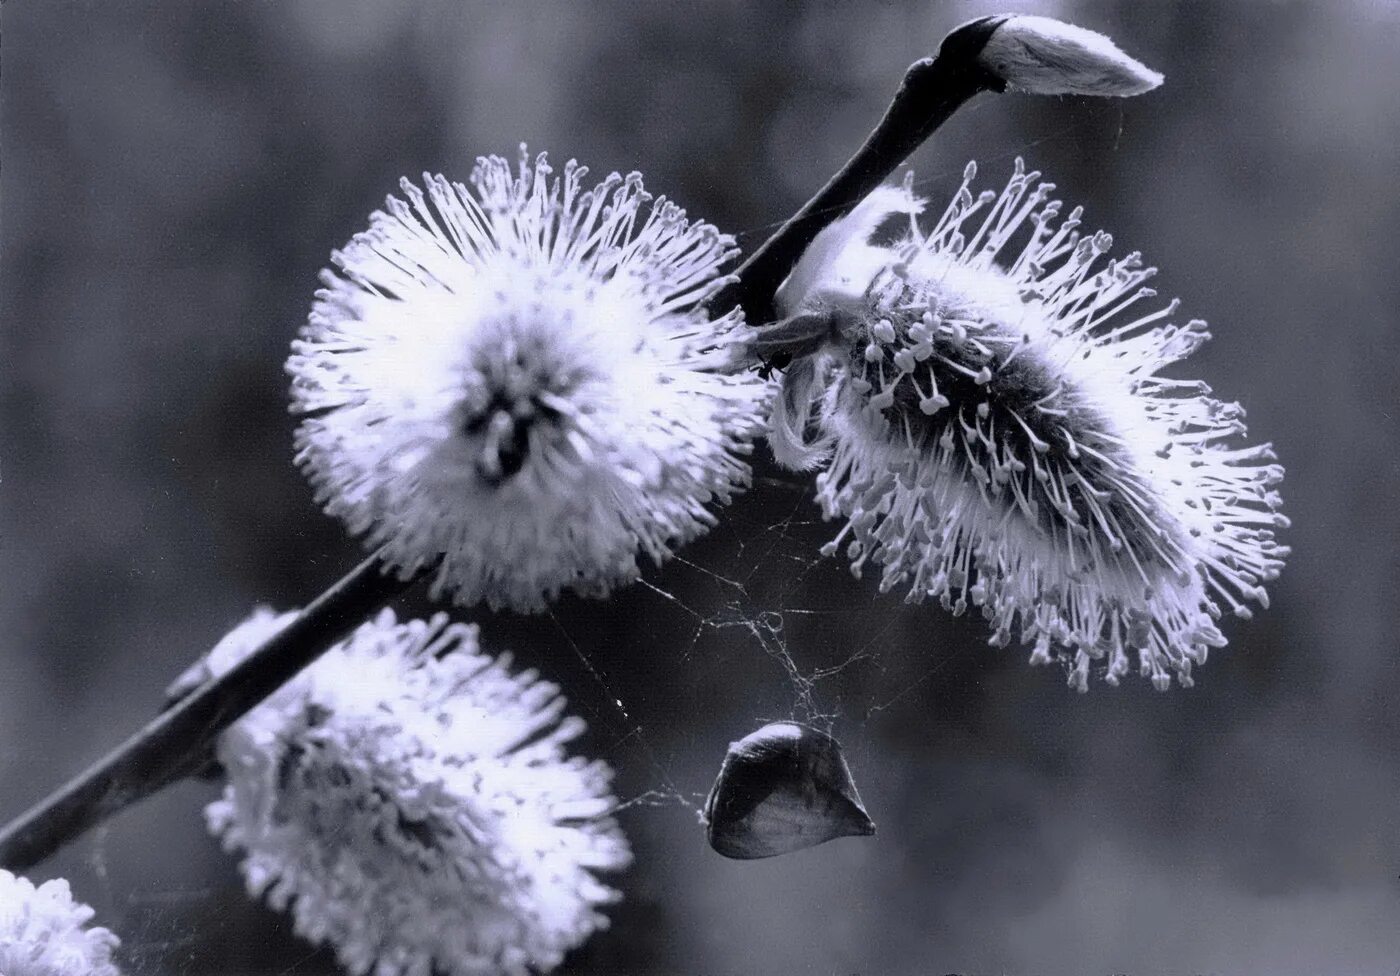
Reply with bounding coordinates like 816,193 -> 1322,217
709,15 -> 1008,346
0,553 -> 418,871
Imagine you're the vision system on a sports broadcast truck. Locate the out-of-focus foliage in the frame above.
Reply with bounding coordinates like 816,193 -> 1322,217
2,2 -> 1398,974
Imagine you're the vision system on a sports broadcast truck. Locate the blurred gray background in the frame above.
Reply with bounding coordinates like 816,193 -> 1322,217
3,1 -> 1399,974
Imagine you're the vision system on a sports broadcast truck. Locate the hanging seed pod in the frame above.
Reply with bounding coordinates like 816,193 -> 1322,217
704,722 -> 875,859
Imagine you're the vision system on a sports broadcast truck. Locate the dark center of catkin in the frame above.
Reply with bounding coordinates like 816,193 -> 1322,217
852,315 -> 1186,569
458,320 -> 595,486
461,390 -> 562,484
273,733 -> 454,874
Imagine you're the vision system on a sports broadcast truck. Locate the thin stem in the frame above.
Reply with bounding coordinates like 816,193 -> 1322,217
709,14 -> 1008,346
0,15 -> 1011,874
0,553 -> 418,872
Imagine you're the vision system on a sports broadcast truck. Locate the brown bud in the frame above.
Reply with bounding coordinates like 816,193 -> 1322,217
704,722 -> 875,859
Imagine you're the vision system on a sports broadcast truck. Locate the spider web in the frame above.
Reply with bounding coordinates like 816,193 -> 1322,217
549,471 -> 991,824
543,466 -> 958,823
547,475 -> 859,818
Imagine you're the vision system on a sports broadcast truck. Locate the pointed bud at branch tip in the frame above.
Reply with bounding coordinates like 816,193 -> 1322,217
977,15 -> 1164,97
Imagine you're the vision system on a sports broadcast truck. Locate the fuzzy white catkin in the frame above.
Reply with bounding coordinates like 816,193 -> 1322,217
288,148 -> 769,613
203,608 -> 633,976
0,870 -> 122,976
977,15 -> 1164,97
771,162 -> 1288,691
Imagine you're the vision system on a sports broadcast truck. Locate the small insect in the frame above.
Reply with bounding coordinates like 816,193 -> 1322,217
754,350 -> 792,380
703,722 -> 876,859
